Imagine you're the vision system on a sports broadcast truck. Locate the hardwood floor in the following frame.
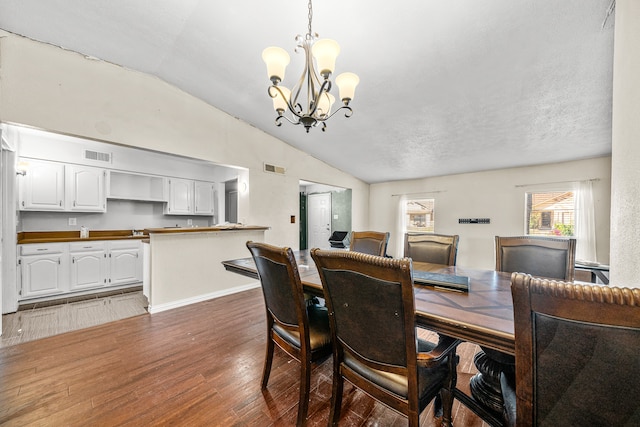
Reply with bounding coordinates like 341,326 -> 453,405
0,288 -> 491,426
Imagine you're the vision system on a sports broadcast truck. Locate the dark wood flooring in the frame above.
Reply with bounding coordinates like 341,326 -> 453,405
0,288 -> 490,426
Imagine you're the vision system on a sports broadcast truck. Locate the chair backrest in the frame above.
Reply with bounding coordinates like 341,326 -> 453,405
404,233 -> 459,265
349,231 -> 390,257
510,273 -> 640,426
246,241 -> 308,337
311,249 -> 417,377
495,236 -> 576,280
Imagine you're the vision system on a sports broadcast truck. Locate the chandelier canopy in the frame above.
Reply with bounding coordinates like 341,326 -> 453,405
262,0 -> 359,133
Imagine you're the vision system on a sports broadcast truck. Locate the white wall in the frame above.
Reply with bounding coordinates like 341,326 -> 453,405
610,0 -> 640,287
370,157 -> 611,270
0,31 -> 370,251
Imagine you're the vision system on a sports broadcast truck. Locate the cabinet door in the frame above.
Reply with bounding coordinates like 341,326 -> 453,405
194,181 -> 215,215
67,165 -> 106,212
19,159 -> 65,211
109,248 -> 142,286
166,178 -> 193,215
70,250 -> 107,290
20,254 -> 66,298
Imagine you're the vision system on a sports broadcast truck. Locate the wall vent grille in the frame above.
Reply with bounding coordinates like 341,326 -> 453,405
84,150 -> 112,163
263,163 -> 285,175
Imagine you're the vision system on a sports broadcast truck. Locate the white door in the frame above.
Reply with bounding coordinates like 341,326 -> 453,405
67,165 -> 106,212
19,159 -> 65,211
308,193 -> 332,249
70,250 -> 107,290
194,181 -> 215,215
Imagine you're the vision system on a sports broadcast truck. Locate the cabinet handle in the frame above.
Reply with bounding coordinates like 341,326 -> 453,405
73,201 -> 77,207
72,257 -> 75,263
22,201 -> 25,207
59,200 -> 62,206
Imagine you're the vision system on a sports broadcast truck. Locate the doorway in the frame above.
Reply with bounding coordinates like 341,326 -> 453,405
299,180 -> 352,250
224,179 -> 238,223
307,193 -> 332,249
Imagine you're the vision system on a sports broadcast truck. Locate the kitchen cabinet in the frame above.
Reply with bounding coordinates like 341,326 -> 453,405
194,180 -> 216,215
18,243 -> 68,298
165,178 -> 193,215
108,241 -> 142,286
66,165 -> 107,212
18,159 -> 65,211
18,240 -> 143,301
165,178 -> 216,216
69,242 -> 107,291
18,159 -> 106,212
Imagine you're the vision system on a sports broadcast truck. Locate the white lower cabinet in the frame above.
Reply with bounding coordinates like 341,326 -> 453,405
69,242 -> 107,291
19,243 -> 68,299
19,240 -> 143,301
108,241 -> 142,286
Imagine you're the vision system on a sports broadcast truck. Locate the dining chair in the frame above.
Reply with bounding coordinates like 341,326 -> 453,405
246,241 -> 332,426
349,230 -> 390,256
310,249 -> 460,427
404,233 -> 459,265
501,273 -> 640,426
495,235 -> 576,281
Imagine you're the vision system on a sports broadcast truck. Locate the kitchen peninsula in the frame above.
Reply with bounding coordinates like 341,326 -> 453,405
143,225 -> 268,313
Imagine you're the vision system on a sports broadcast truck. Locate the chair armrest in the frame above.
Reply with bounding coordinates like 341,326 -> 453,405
417,335 -> 460,368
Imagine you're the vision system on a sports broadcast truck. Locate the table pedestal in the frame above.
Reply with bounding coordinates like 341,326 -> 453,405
470,347 -> 515,417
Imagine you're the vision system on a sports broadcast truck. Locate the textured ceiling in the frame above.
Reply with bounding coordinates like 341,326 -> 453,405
0,0 -> 615,183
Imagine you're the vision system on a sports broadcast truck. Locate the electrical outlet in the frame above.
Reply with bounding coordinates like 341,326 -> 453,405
69,218 -> 77,226
187,219 -> 193,226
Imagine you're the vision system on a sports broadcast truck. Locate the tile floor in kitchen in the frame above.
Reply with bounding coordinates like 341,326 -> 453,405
0,288 -> 148,348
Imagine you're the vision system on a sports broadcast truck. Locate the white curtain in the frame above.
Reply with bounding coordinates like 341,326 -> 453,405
575,180 -> 597,262
394,195 -> 408,259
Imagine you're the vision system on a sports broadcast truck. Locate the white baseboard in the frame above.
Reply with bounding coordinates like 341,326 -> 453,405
147,281 -> 261,314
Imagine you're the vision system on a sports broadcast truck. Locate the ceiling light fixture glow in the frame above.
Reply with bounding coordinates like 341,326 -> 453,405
262,0 -> 359,133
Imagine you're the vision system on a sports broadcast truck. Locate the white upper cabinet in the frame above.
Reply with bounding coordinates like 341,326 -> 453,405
18,159 -> 106,212
19,159 -> 65,211
165,178 -> 193,215
165,178 -> 216,216
194,181 -> 216,215
66,165 -> 106,212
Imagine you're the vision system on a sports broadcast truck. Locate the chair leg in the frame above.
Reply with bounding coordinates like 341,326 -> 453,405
329,367 -> 344,426
440,353 -> 459,427
296,358 -> 312,427
261,333 -> 275,389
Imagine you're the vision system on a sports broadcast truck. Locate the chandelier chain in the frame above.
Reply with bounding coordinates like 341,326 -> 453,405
307,0 -> 313,36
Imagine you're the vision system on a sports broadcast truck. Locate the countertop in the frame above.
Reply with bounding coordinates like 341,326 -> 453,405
17,230 -> 148,244
143,225 -> 269,234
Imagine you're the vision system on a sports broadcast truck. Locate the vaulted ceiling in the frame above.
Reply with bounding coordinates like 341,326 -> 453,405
0,0 -> 615,183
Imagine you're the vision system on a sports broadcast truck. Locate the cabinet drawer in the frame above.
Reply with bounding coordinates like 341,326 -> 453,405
19,243 -> 67,256
69,241 -> 107,252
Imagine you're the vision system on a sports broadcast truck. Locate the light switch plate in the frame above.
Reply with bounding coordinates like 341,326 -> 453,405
69,218 -> 77,226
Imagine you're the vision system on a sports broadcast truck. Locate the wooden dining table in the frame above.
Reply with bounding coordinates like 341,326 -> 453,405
222,250 -> 515,426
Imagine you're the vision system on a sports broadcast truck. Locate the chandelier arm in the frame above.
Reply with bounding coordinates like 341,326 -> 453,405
275,114 -> 302,127
318,104 -> 354,122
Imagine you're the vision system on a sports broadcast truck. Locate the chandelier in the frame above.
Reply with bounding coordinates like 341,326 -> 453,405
261,0 -> 359,133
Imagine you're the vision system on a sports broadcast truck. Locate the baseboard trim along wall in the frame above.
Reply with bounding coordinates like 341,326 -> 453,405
147,281 -> 260,314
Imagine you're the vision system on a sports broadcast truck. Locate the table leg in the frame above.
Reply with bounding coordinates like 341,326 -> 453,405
470,347 -> 515,415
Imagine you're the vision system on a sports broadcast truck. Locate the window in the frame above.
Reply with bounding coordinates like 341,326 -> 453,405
404,199 -> 435,233
526,191 -> 575,236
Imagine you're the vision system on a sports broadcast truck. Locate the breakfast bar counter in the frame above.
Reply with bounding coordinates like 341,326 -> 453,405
142,225 -> 269,313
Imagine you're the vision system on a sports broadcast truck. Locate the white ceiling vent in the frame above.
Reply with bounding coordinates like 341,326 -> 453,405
264,162 -> 285,175
84,149 -> 112,164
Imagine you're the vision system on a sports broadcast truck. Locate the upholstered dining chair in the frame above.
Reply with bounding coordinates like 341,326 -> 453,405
246,241 -> 332,426
501,273 -> 640,426
349,230 -> 390,256
404,233 -> 459,265
310,249 -> 460,427
495,235 -> 576,281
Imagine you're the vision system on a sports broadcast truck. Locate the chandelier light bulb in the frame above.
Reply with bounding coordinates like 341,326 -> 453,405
316,92 -> 335,117
311,39 -> 340,78
336,72 -> 360,104
262,47 -> 290,84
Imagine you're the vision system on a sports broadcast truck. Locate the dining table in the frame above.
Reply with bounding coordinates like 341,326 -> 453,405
222,249 -> 515,427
